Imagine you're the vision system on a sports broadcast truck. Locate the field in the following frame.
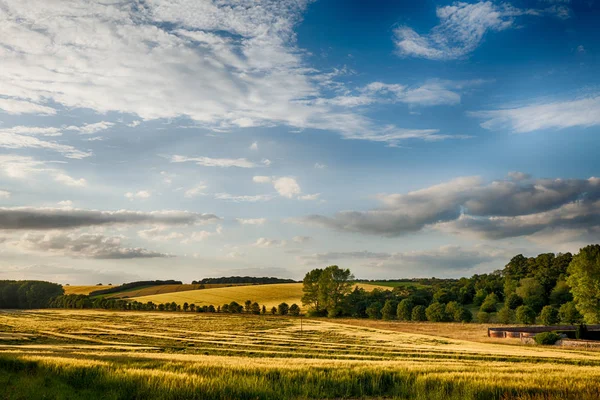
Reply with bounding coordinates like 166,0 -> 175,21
1,310 -> 600,399
130,282 -> 388,309
63,283 -> 253,299
63,286 -> 113,295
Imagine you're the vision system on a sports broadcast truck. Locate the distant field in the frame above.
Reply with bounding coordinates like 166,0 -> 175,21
100,283 -> 251,299
131,283 -> 389,309
1,309 -> 600,399
63,285 -> 112,295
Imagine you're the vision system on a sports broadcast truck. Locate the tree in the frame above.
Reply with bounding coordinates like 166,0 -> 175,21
445,301 -> 471,322
505,293 -> 523,310
549,281 -> 572,306
189,303 -> 196,312
411,305 -> 427,321
261,305 -> 267,315
381,300 -> 397,320
229,301 -> 243,313
208,305 -> 216,313
497,306 -> 514,324
301,268 -> 323,313
318,266 -> 354,317
396,299 -> 413,321
278,302 -> 289,315
425,302 -> 449,322
558,302 -> 582,324
516,278 -> 546,313
567,245 -> 600,324
515,305 -> 536,325
270,306 -> 277,315
244,300 -> 252,313
433,288 -> 457,304
473,289 -> 488,307
480,293 -> 499,313
183,302 -> 189,312
539,305 -> 559,326
289,303 -> 300,316
251,302 -> 261,315
366,302 -> 382,319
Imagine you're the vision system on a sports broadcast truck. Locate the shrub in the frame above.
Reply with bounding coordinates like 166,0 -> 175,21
396,299 -> 413,321
476,311 -> 491,323
479,293 -> 499,313
411,305 -> 427,321
534,331 -> 561,345
445,301 -> 471,322
497,306 -> 514,324
473,289 -> 488,307
515,305 -> 536,325
278,302 -> 289,315
425,302 -> 449,322
539,306 -> 559,326
366,302 -> 382,319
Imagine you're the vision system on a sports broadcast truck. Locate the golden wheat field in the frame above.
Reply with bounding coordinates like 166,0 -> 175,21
1,309 -> 600,399
130,282 -> 388,309
63,285 -> 113,295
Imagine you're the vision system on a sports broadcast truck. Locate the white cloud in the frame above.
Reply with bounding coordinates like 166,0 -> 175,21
171,155 -> 258,168
184,183 -> 207,198
0,155 -> 87,187
314,163 -> 326,169
57,200 -> 73,207
0,0 -> 459,146
182,225 -> 223,243
470,95 -> 600,133
394,2 -> 535,60
125,191 -> 151,200
128,120 -> 141,128
138,226 -> 184,241
253,176 -> 272,183
253,237 -> 286,248
214,193 -> 273,202
0,190 -> 10,199
250,142 -> 258,150
236,218 -> 267,225
54,173 -> 87,187
0,126 -> 90,159
292,235 -> 311,244
0,98 -> 56,115
273,177 -> 301,198
298,193 -> 320,201
65,121 -> 114,135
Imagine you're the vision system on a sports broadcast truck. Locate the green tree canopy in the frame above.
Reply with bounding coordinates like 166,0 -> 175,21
567,244 -> 600,324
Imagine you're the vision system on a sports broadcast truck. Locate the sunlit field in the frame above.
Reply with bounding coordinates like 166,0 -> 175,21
1,309 -> 600,399
130,282 -> 388,309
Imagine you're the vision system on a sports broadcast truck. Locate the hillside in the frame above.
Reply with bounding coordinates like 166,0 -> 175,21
63,285 -> 112,295
100,283 -> 250,299
131,283 -> 389,309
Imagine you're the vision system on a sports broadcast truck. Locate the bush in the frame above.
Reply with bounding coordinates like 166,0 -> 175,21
411,305 -> 427,321
381,300 -> 397,320
278,302 -> 289,315
425,302 -> 449,322
479,293 -> 499,313
445,301 -> 472,322
476,311 -> 491,323
289,303 -> 300,316
534,331 -> 561,345
396,299 -> 413,321
515,305 -> 536,325
539,306 -> 559,326
497,306 -> 514,324
473,289 -> 488,307
366,302 -> 382,319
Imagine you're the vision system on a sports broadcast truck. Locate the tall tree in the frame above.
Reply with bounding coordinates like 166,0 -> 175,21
318,265 -> 354,317
301,268 -> 323,313
567,245 -> 600,324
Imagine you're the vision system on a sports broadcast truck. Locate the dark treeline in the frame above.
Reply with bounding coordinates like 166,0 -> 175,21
51,294 -> 301,316
192,276 -> 296,285
0,281 -> 63,309
88,280 -> 182,296
302,245 -> 600,325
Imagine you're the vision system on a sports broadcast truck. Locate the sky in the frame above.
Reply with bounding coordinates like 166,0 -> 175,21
0,0 -> 599,284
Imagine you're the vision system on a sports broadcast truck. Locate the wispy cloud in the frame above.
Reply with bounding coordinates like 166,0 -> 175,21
171,155 -> 259,168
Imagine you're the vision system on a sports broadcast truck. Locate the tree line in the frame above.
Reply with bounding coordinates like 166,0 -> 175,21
191,276 -> 296,285
88,280 -> 182,296
0,280 -> 63,309
301,245 -> 600,325
50,294 -> 302,316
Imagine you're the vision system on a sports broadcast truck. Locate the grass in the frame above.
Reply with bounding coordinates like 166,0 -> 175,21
63,286 -> 113,295
1,309 -> 600,399
129,282 -> 388,309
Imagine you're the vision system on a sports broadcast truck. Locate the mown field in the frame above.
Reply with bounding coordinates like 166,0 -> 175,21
130,283 -> 388,309
63,286 -> 113,295
1,310 -> 600,399
63,283 -> 253,298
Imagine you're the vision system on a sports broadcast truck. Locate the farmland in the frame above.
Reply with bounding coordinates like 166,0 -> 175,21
1,309 -> 600,399
130,282 -> 388,309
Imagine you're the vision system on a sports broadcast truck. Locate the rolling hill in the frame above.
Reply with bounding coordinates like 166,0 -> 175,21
131,282 -> 389,309
63,285 -> 113,295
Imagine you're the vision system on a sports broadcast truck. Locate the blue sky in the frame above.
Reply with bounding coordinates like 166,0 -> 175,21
0,0 -> 598,284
